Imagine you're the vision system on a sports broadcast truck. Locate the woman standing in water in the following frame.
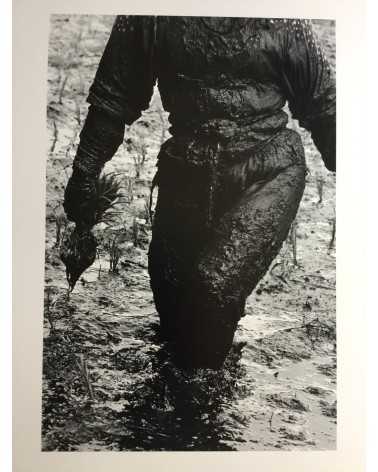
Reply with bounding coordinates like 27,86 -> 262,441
64,16 -> 336,368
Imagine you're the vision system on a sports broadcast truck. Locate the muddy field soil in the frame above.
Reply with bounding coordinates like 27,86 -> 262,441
43,16 -> 336,451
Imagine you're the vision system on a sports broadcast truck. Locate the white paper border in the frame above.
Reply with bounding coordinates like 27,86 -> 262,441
13,1 -> 366,471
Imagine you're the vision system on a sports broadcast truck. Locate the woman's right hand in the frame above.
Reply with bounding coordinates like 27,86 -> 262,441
63,169 -> 98,229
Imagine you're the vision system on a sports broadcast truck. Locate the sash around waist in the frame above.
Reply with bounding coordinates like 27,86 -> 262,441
158,125 -> 292,168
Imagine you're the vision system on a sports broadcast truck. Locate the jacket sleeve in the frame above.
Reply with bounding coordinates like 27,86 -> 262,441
72,16 -> 157,178
281,20 -> 336,171
87,15 -> 157,124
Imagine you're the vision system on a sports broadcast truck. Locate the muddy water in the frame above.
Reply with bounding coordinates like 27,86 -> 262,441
43,243 -> 336,451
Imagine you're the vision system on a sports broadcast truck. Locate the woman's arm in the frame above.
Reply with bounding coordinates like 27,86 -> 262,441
64,15 -> 157,226
280,19 -> 336,172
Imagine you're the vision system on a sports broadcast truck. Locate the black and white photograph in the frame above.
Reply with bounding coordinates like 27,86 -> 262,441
41,14 -> 336,452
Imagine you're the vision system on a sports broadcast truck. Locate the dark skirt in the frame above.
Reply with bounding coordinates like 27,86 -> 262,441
148,128 -> 306,368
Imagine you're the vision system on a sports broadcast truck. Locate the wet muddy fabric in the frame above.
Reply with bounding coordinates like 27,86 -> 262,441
87,16 -> 336,171
148,129 -> 306,367
66,16 -> 336,367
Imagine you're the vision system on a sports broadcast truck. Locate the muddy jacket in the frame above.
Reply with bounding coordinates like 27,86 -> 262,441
73,16 -> 336,182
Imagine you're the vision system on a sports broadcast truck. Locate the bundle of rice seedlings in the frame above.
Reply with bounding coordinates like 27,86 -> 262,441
60,226 -> 97,291
60,172 -> 124,291
93,173 -> 124,225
